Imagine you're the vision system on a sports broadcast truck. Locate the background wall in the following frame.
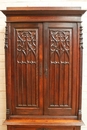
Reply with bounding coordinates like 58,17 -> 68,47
0,0 -> 87,130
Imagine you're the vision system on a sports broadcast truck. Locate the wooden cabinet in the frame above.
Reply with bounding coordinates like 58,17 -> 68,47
1,7 -> 86,130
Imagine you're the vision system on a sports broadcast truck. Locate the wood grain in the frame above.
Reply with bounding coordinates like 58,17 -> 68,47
4,119 -> 84,126
1,7 -> 86,130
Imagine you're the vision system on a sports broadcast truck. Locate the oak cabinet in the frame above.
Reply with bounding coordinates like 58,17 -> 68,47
1,7 -> 86,130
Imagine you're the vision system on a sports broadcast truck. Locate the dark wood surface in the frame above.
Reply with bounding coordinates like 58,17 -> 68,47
44,22 -> 78,116
1,7 -> 86,130
1,7 -> 86,16
10,23 -> 43,115
7,126 -> 81,130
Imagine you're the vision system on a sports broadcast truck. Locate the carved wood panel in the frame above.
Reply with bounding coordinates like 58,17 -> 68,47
11,23 -> 43,115
49,29 -> 70,107
44,23 -> 78,116
17,29 -> 38,107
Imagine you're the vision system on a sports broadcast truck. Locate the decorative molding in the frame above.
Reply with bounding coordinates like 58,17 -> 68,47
17,60 -> 36,64
17,29 -> 36,64
50,104 -> 69,107
51,61 -> 60,64
6,109 -> 10,115
5,26 -> 8,49
51,61 -> 69,64
50,30 -> 70,64
79,26 -> 83,49
78,109 -> 82,120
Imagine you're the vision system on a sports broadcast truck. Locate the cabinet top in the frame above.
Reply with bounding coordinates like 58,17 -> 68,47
1,7 -> 86,16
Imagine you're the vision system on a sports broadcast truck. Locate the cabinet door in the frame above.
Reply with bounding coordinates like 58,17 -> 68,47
44,23 -> 78,116
11,23 -> 43,115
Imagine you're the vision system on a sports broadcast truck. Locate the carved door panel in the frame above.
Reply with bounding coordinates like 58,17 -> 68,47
11,23 -> 43,115
44,23 -> 78,116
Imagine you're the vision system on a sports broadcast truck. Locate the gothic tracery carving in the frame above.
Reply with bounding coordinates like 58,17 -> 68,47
17,29 -> 36,64
50,30 -> 70,64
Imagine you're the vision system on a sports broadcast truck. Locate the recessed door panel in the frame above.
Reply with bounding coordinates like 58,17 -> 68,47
44,23 -> 78,116
11,23 -> 43,115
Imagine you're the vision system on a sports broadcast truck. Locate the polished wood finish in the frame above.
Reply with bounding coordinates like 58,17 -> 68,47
11,23 -> 43,115
4,119 -> 84,126
44,23 -> 77,116
2,7 -> 85,16
1,7 -> 86,130
7,126 -> 81,130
